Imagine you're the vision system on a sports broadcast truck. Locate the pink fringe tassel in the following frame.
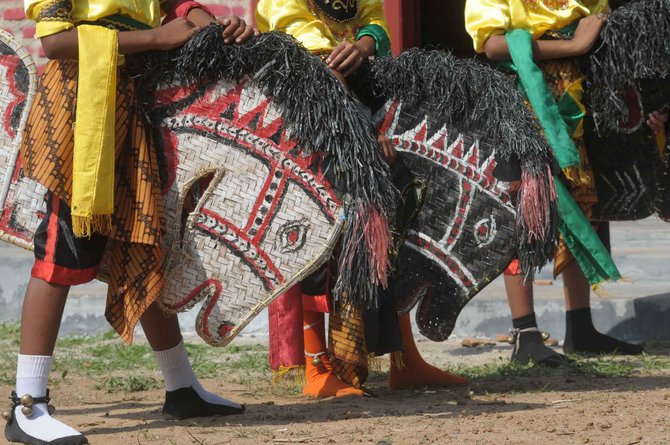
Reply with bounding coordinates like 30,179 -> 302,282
518,166 -> 556,242
362,204 -> 391,289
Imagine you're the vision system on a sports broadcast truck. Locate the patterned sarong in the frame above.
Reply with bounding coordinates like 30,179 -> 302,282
21,59 -> 164,343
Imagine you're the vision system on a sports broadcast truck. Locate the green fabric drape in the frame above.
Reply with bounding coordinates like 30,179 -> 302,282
555,181 -> 621,286
505,29 -> 581,170
505,28 -> 621,287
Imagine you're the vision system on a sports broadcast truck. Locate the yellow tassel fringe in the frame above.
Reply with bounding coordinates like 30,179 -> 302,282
271,365 -> 305,387
71,214 -> 113,238
562,166 -> 591,186
390,351 -> 406,370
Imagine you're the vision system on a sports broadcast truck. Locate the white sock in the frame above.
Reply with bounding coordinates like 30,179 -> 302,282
13,354 -> 83,442
153,340 -> 242,409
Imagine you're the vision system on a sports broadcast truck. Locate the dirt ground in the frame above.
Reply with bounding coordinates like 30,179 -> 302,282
1,331 -> 669,445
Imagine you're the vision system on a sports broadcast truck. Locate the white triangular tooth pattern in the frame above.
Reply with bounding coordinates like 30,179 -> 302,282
480,153 -> 501,192
385,100 -> 403,136
238,83 -> 269,117
446,134 -> 466,159
426,125 -> 449,150
464,140 -> 480,168
207,80 -> 237,103
398,117 -> 428,143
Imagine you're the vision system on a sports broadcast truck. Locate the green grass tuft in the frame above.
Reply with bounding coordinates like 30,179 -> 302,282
456,353 -> 670,382
94,375 -> 161,393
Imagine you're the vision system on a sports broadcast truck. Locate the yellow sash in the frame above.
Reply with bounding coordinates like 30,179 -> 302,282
71,25 -> 118,237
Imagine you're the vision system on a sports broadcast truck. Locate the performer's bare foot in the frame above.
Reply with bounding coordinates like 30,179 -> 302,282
302,310 -> 364,398
388,313 -> 468,390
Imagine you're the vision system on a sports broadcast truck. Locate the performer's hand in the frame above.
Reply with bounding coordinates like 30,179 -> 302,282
219,16 -> 259,44
378,133 -> 396,165
647,110 -> 669,134
153,18 -> 202,50
572,14 -> 606,56
327,41 -> 361,76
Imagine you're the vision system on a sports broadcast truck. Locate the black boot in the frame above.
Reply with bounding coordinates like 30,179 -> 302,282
162,387 -> 245,420
564,308 -> 644,355
510,313 -> 567,367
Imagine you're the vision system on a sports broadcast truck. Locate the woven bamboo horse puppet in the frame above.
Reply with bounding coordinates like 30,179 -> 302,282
355,52 -> 558,342
141,32 -> 564,346
0,27 -> 396,346
366,0 -> 670,342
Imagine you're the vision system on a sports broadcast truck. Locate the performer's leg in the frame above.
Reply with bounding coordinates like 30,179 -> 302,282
562,261 -> 643,355
388,313 -> 468,389
6,278 -> 88,445
504,263 -> 566,367
140,302 -> 245,419
302,310 -> 363,398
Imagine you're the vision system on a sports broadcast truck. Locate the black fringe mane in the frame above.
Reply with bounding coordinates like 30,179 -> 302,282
127,26 -> 396,308
588,0 -> 670,132
364,50 -> 559,277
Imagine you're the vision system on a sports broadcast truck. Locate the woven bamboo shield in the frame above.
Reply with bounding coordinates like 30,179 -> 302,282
151,79 -> 344,345
375,100 -> 517,342
0,30 -> 43,251
0,31 -> 344,346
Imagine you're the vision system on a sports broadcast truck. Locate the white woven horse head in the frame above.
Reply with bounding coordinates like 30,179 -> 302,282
152,79 -> 344,345
0,30 -> 349,346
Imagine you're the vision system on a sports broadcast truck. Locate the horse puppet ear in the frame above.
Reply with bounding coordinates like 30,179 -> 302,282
0,30 -> 43,250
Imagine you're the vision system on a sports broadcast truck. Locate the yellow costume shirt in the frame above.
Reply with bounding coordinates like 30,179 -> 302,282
465,0 -> 609,52
25,0 -> 166,38
256,0 -> 390,55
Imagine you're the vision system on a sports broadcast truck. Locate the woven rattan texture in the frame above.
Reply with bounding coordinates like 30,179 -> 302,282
0,30 -> 45,250
154,79 -> 344,346
376,100 -> 516,342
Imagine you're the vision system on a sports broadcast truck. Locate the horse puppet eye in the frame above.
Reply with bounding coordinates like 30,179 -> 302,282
277,220 -> 310,253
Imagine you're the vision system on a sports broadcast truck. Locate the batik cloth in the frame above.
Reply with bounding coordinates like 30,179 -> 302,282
538,59 -> 598,276
21,58 -> 164,344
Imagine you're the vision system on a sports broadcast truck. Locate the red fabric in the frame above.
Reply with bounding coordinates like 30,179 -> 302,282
268,285 -> 304,371
43,193 -> 60,263
31,260 -> 100,286
504,258 -> 522,276
302,293 -> 330,313
163,1 -> 214,23
31,193 -> 100,285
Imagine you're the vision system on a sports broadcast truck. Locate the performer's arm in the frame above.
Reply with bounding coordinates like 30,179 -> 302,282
330,0 -> 390,77
483,14 -> 606,61
162,0 -> 258,43
40,18 -> 204,60
41,18 -> 206,60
